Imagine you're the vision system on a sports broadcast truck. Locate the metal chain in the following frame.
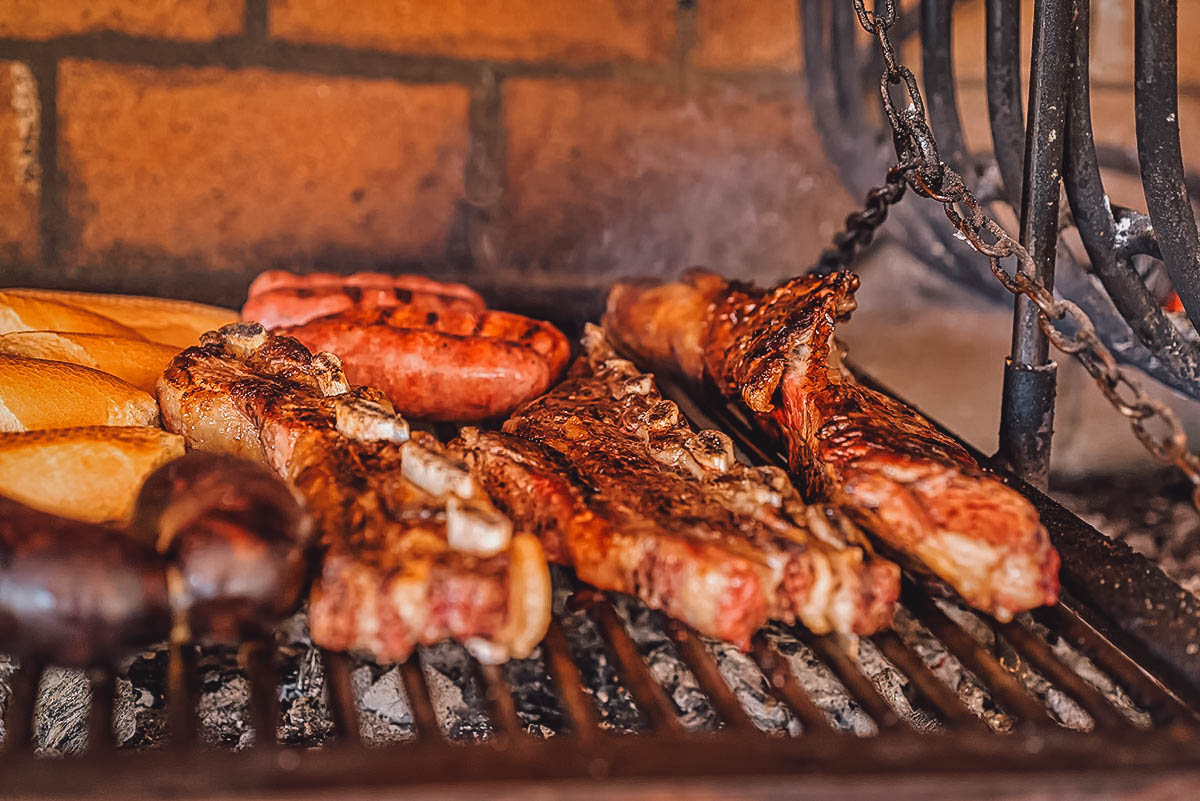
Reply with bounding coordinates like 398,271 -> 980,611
847,0 -> 1200,510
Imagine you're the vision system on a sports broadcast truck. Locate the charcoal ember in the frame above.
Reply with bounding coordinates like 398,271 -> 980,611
551,570 -> 642,732
196,645 -> 252,749
764,624 -> 876,736
353,662 -> 415,746
854,637 -> 939,732
116,646 -> 168,749
0,653 -> 15,745
421,642 -> 490,741
34,668 -> 89,755
503,646 -> 564,737
610,595 -> 718,732
1025,616 -> 1151,728
893,609 -> 1014,733
706,639 -> 799,735
935,599 -> 1093,731
275,612 -> 334,747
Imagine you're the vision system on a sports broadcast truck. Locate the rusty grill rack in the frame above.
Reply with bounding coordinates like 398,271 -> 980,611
806,0 -> 1200,408
3,374 -> 1200,799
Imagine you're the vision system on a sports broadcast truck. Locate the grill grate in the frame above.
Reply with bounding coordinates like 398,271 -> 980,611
3,387 -> 1200,798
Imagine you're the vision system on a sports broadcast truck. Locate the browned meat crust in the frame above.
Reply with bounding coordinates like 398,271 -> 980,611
276,305 -> 570,422
452,326 -> 899,648
605,270 -> 1060,621
157,323 -> 550,663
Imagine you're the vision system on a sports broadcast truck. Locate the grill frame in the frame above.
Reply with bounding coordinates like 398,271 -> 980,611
3,332 -> 1200,798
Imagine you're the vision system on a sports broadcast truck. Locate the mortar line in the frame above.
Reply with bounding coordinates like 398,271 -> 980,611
30,54 -> 60,277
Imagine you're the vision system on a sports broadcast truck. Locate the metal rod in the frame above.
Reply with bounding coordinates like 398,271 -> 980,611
801,632 -> 904,731
321,650 -> 361,746
750,635 -> 836,736
399,654 -> 444,742
585,596 -> 685,735
665,621 -> 756,733
904,588 -> 1054,726
1135,0 -> 1200,330
872,630 -> 988,731
986,0 -> 1027,207
997,0 -> 1070,487
2,664 -> 39,754
540,620 -> 601,740
921,0 -> 969,172
166,642 -> 198,750
87,670 -> 117,753
240,641 -> 279,749
474,663 -> 525,740
1032,603 -> 1198,727
1061,0 -> 1200,381
992,619 -> 1131,730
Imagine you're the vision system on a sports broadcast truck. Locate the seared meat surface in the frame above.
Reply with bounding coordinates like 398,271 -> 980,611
276,305 -> 570,422
606,270 -> 1059,621
157,323 -> 550,663
452,325 -> 900,648
241,269 -> 570,423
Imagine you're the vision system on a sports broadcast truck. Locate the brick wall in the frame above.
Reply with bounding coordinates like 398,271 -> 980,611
0,1 -> 1194,307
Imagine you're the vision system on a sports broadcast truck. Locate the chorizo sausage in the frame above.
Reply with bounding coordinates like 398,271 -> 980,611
277,307 -> 570,422
243,270 -> 486,329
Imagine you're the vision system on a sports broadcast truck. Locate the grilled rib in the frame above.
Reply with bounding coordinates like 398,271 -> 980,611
157,323 -> 550,663
451,325 -> 900,648
605,270 -> 1060,621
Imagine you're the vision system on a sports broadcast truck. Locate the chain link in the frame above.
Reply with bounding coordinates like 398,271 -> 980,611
847,0 -> 1200,511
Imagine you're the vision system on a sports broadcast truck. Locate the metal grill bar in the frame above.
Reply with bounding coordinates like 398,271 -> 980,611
750,635 -> 836,736
87,670 -> 116,753
1135,0 -> 1200,329
399,655 -> 443,742
985,0 -> 1026,206
166,643 -> 198,750
1033,603 -> 1197,727
665,621 -> 756,733
474,663 -> 524,739
3,666 -> 38,754
802,632 -> 903,731
1061,0 -> 1200,384
585,596 -> 685,734
871,630 -> 987,731
903,588 -> 1053,726
321,650 -> 361,745
540,620 -> 601,739
242,642 -> 279,748
920,0 -> 968,172
992,619 -> 1130,731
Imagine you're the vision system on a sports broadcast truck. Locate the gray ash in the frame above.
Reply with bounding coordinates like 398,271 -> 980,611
0,574 -> 1165,754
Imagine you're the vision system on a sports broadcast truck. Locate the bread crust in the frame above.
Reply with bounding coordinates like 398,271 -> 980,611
0,332 -> 180,393
0,354 -> 160,431
0,426 -> 184,523
5,289 -> 237,347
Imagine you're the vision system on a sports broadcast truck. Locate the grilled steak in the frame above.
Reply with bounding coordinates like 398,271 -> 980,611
276,304 -> 570,422
605,270 -> 1060,621
451,325 -> 900,648
157,323 -> 551,663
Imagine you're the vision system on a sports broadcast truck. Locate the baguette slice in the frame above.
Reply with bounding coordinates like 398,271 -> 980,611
0,291 -> 145,339
0,426 -> 184,523
5,289 -> 238,348
0,354 -> 160,431
0,331 -> 180,393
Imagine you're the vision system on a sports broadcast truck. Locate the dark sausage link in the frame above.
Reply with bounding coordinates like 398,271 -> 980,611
131,452 -> 313,642
0,496 -> 170,667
